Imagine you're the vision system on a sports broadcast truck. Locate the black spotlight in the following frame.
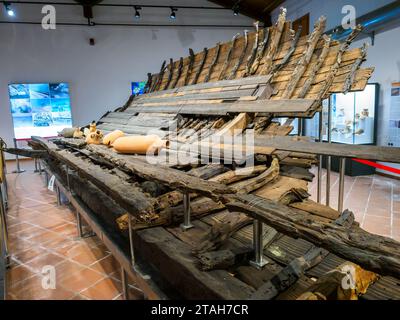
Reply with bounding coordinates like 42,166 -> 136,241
170,7 -> 177,19
233,6 -> 239,16
3,2 -> 15,17
134,6 -> 141,19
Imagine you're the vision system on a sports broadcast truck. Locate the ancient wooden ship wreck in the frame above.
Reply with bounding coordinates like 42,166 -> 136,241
10,8 -> 400,299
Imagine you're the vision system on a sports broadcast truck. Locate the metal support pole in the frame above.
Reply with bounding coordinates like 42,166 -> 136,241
250,220 -> 267,269
12,138 -> 25,174
34,158 -> 39,173
180,193 -> 194,231
338,157 -> 346,213
317,110 -> 323,203
128,213 -> 135,267
38,159 -> 42,175
55,185 -> 61,206
76,210 -> 83,238
121,266 -> 129,300
326,99 -> 332,207
297,118 -> 303,136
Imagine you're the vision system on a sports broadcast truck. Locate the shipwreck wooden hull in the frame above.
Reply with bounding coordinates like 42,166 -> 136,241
18,8 -> 400,300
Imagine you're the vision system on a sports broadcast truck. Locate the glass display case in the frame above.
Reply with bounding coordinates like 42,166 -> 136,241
304,83 -> 379,176
306,83 -> 379,145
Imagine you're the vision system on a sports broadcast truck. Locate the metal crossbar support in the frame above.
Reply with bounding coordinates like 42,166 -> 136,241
76,210 -> 83,238
180,193 -> 194,231
338,157 -> 346,213
249,219 -> 267,269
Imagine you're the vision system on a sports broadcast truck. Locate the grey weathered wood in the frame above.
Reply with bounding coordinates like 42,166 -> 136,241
96,123 -> 168,137
133,89 -> 256,104
163,58 -> 175,90
250,27 -> 270,75
205,43 -> 221,82
86,144 -> 234,202
135,226 -> 255,299
219,33 -> 239,80
225,193 -> 400,279
227,30 -> 248,80
184,48 -> 195,86
192,47 -> 208,85
133,98 -> 315,115
171,57 -> 184,89
252,135 -> 400,163
135,75 -> 272,100
31,136 -> 156,216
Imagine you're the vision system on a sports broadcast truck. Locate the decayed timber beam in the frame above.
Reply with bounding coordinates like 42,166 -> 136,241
260,7 -> 287,75
205,43 -> 221,83
184,48 -> 195,86
134,98 -> 315,115
250,27 -> 269,75
86,144 -> 234,202
136,75 -> 272,99
251,135 -> 400,163
31,136 -> 156,216
224,193 -> 400,279
4,148 -> 47,158
282,16 -> 327,99
192,48 -> 208,85
298,34 -> 331,98
219,33 -> 240,80
227,30 -> 249,80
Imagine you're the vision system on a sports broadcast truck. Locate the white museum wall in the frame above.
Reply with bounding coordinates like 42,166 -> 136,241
0,0 -> 252,158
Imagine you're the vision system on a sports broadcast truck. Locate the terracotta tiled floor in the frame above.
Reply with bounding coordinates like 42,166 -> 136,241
4,160 -> 141,300
308,167 -> 400,241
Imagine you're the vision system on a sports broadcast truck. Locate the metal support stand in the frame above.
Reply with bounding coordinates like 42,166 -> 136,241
128,213 -> 135,267
121,266 -> 129,300
317,110 -> 323,203
55,185 -> 61,206
250,220 -> 267,269
297,118 -> 303,136
338,157 -> 346,213
38,159 -> 42,175
12,138 -> 25,174
76,210 -> 83,238
326,99 -> 332,207
180,193 -> 193,231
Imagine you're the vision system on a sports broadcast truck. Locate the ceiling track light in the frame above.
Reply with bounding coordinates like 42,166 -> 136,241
170,7 -> 177,20
3,1 -> 15,17
134,5 -> 141,19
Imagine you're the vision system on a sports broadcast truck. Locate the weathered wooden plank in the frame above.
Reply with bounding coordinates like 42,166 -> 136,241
30,137 -> 156,216
218,33 -> 240,80
252,135 -> 400,163
225,194 -> 400,279
260,7 -> 287,75
86,144 -> 234,202
282,16 -> 327,99
97,123 -> 167,137
134,99 -> 315,115
135,227 -> 255,299
205,42 -> 221,83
